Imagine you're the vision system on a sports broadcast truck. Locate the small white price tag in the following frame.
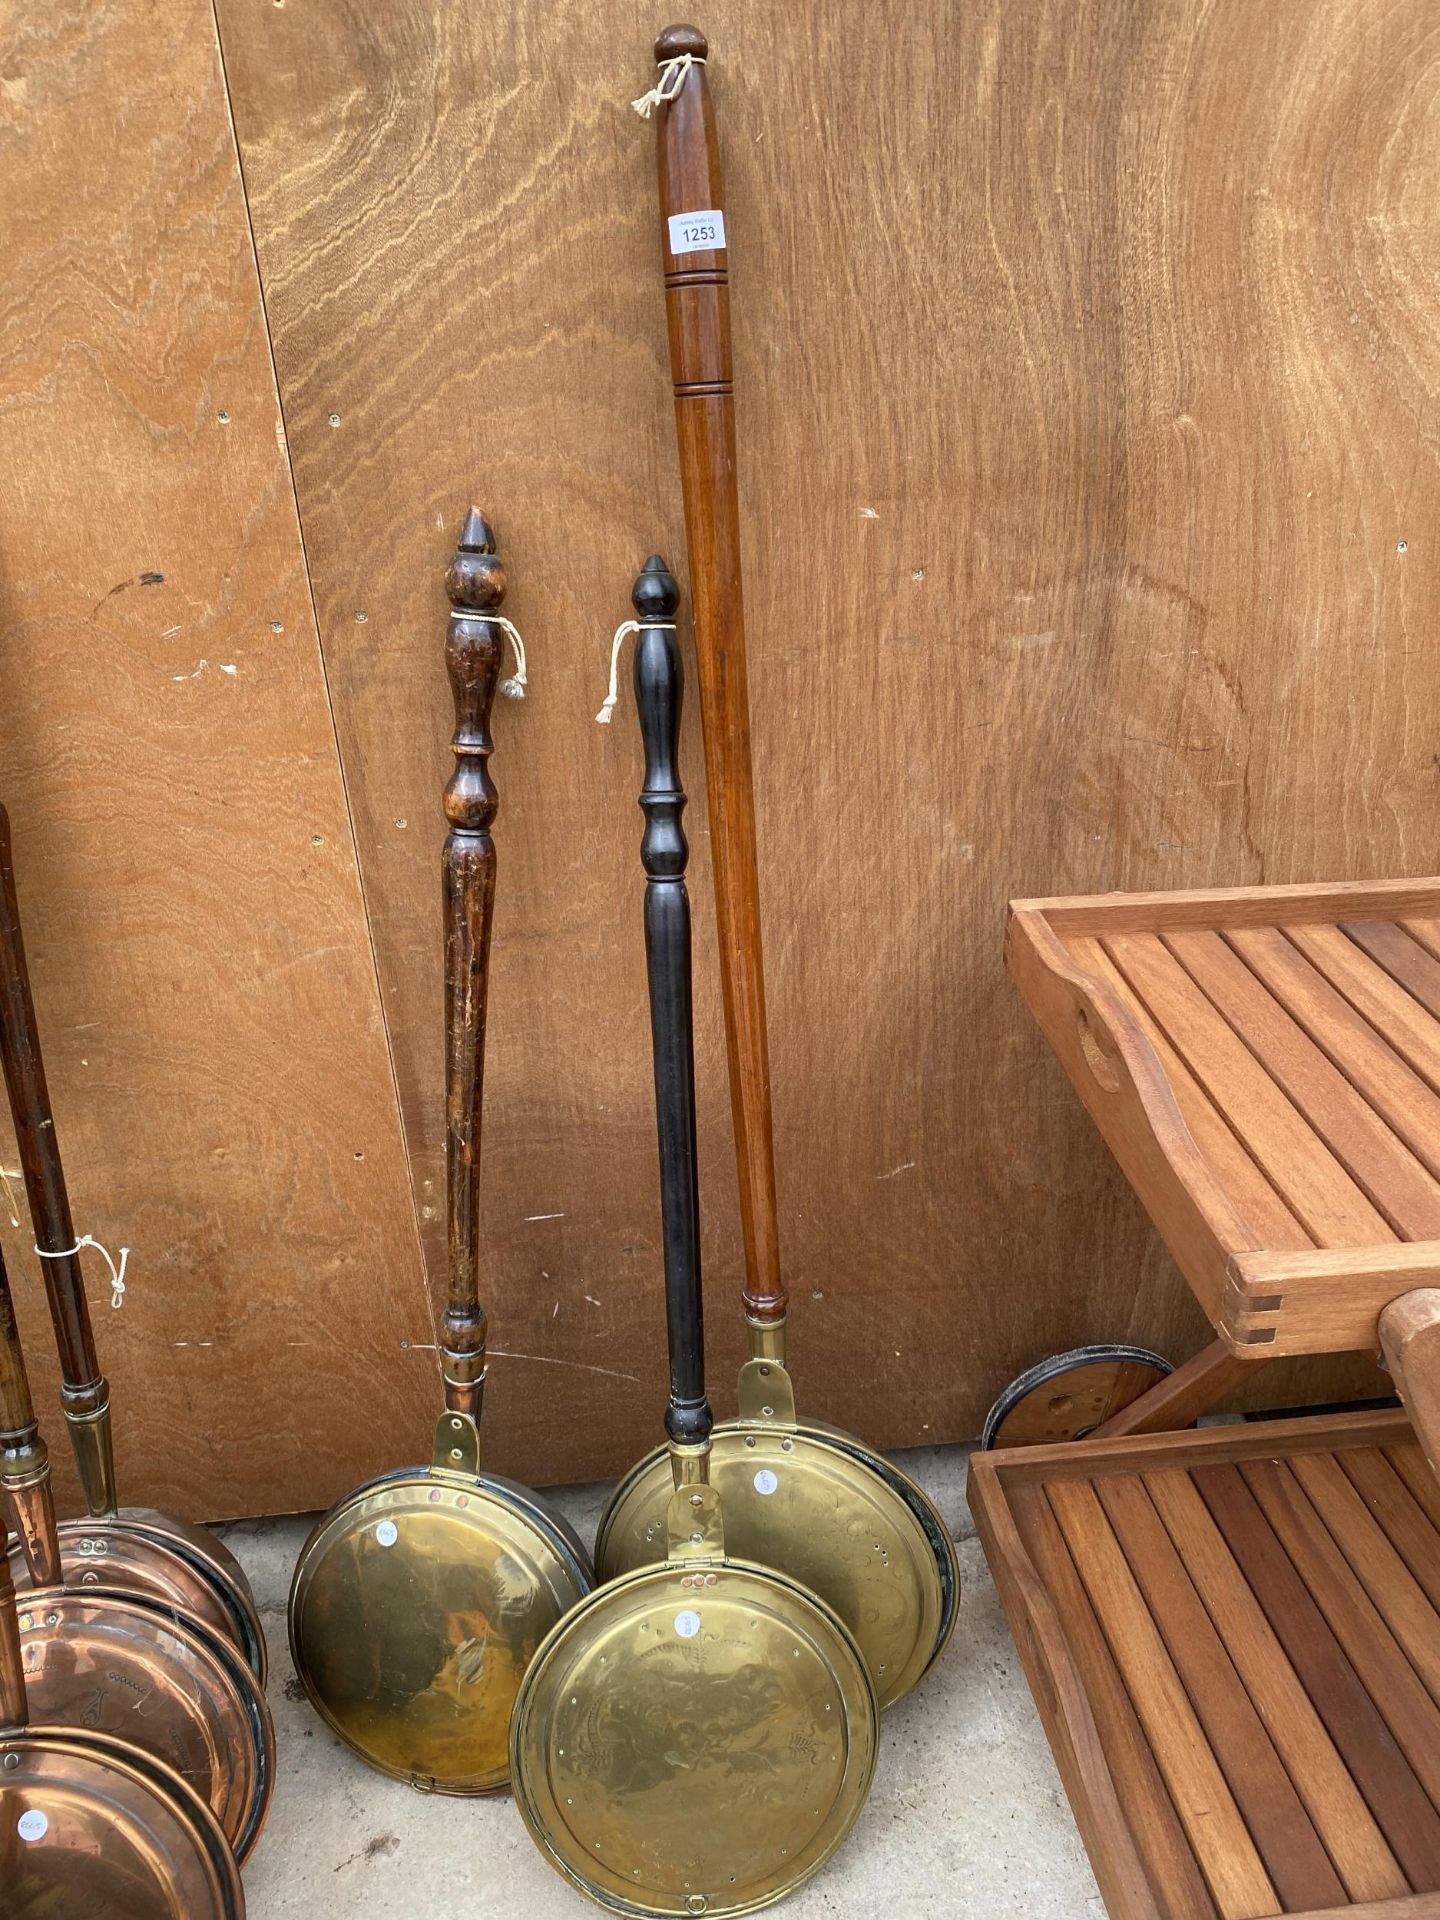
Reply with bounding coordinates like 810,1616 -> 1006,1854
668,210 -> 726,256
673,1609 -> 702,1639
375,1520 -> 398,1547
18,1809 -> 48,1842
753,1470 -> 778,1497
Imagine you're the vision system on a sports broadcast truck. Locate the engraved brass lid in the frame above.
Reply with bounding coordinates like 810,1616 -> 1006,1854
512,1486 -> 878,1918
8,1513 -> 267,1685
12,1581 -> 272,1859
289,1418 -> 592,1794
0,1725 -> 244,1918
595,1360 -> 958,1708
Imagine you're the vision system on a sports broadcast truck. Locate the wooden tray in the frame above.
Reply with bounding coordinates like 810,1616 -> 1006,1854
1008,879 -> 1440,1357
969,1408 -> 1440,1919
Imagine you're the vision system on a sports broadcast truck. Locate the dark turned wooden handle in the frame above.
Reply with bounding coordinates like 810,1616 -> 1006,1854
651,25 -> 785,1327
0,808 -> 106,1419
0,1242 -> 60,1586
632,557 -> 711,1451
440,508 -> 506,1421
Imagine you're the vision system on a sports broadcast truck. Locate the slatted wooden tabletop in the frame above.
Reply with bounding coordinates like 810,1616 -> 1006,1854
1007,883 -> 1440,1355
970,1411 -> 1440,1920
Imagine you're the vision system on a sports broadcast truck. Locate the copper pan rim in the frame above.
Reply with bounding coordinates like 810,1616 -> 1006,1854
0,1723 -> 245,1917
14,1579 -> 274,1859
9,1515 -> 267,1685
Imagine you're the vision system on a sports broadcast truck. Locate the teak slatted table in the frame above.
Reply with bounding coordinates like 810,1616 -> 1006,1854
971,880 -> 1440,1919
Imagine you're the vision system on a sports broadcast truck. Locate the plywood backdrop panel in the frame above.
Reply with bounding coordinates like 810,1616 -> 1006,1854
203,0 -> 1440,1483
5,0 -> 1431,1509
0,1 -> 434,1517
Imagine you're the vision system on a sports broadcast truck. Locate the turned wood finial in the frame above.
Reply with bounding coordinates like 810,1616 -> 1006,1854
633,552 -> 681,626
635,556 -> 686,894
655,23 -> 706,61
444,507 -> 506,612
443,510 -> 504,838
441,508 -> 508,1417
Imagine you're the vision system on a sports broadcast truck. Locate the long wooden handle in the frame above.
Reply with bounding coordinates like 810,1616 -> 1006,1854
652,24 -> 785,1329
0,806 -> 116,1516
439,508 -> 507,1422
0,1243 -> 61,1586
632,557 -> 711,1453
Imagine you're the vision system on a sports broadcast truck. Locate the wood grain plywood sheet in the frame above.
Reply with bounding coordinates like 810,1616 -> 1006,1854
210,0 -> 1440,1466
0,2 -> 432,1518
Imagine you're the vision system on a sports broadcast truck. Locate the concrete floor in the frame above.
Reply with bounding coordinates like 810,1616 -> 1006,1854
221,1445 -> 1103,1918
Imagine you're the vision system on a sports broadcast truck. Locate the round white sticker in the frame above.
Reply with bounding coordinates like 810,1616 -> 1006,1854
18,1809 -> 48,1842
375,1520 -> 398,1548
673,1609 -> 701,1639
753,1469 -> 778,1497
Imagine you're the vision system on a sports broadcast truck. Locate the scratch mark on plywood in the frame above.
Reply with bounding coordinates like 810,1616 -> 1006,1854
489,1348 -> 638,1385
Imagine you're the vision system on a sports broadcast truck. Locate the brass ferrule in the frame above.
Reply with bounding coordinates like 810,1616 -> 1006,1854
667,1439 -> 712,1491
0,1444 -> 49,1492
4,1476 -> 61,1588
745,1315 -> 787,1367
64,1403 -> 118,1520
441,1345 -> 487,1419
442,1379 -> 485,1422
441,1345 -> 487,1385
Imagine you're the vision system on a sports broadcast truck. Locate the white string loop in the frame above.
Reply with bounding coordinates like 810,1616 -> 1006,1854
595,618 -> 679,723
631,53 -> 701,118
492,617 -> 528,700
36,1234 -> 129,1310
596,621 -> 638,724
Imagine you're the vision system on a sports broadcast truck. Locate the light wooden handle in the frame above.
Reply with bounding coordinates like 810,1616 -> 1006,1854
652,25 -> 785,1328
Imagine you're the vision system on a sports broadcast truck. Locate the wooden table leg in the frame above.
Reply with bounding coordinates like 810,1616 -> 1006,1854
1379,1289 -> 1440,1476
1091,1340 -> 1267,1440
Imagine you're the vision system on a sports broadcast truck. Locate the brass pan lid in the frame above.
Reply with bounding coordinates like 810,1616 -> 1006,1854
511,1540 -> 878,1917
8,1516 -> 268,1684
14,1581 -> 273,1860
0,1725 -> 243,1918
810,1427 -> 961,1662
595,1364 -> 957,1708
289,1446 -> 592,1794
